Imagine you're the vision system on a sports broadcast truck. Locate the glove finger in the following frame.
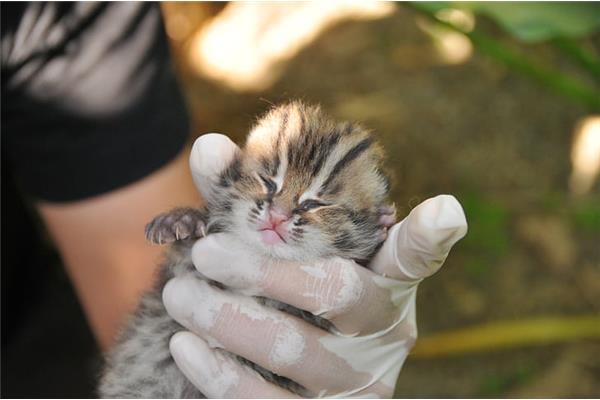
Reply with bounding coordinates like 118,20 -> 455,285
315,300 -> 418,398
163,275 -> 378,396
192,234 -> 409,335
369,195 -> 467,281
189,133 -> 240,200
170,331 -> 299,398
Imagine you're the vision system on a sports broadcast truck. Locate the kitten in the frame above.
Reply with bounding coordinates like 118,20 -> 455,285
99,102 -> 395,398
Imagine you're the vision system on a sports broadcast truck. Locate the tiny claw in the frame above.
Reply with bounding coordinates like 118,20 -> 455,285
145,207 -> 208,245
196,221 -> 207,238
379,204 -> 396,215
377,228 -> 388,243
379,214 -> 396,227
378,204 -> 397,229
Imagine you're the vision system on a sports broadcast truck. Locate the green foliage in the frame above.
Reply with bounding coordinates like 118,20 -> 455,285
473,3 -> 600,42
540,191 -> 564,213
479,364 -> 535,396
412,2 -> 600,42
571,200 -> 600,233
460,195 -> 511,260
464,258 -> 489,280
409,2 -> 600,110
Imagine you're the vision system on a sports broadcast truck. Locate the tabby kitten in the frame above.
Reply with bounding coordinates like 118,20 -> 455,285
99,101 -> 394,398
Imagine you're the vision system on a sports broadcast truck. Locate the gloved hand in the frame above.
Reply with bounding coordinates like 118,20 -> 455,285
162,134 -> 468,398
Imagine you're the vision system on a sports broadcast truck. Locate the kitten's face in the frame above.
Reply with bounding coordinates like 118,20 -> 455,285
210,102 -> 391,262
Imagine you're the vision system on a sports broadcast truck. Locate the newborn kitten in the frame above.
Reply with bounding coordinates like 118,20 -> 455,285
99,102 -> 395,398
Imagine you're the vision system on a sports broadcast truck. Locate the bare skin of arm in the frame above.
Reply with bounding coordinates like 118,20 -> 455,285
37,149 -> 201,351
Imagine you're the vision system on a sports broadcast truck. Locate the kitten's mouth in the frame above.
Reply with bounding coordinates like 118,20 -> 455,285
258,228 -> 287,245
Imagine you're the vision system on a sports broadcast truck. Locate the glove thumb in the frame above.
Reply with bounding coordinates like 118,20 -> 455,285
189,133 -> 240,200
370,195 -> 468,281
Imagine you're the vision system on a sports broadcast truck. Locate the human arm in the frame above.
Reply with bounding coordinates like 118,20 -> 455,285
38,149 -> 201,350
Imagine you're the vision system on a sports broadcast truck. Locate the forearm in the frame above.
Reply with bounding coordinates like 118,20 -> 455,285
37,149 -> 201,351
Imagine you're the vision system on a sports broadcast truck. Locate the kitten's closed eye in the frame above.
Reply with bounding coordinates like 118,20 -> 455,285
297,199 -> 328,212
259,175 -> 277,195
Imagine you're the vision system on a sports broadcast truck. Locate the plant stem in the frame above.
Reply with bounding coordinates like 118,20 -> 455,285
552,37 -> 600,81
410,5 -> 600,111
411,315 -> 600,358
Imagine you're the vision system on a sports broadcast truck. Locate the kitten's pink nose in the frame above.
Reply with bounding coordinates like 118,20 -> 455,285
268,207 -> 290,227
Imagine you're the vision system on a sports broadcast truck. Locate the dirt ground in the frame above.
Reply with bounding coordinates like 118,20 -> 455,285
166,4 -> 600,397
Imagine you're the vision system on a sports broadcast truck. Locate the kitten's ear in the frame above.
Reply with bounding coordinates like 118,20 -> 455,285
189,133 -> 240,201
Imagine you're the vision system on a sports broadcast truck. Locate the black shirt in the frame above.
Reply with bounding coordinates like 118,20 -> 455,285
1,2 -> 190,202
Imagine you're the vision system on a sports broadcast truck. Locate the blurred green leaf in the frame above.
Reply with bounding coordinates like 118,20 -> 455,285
461,195 -> 510,259
409,2 -> 600,110
410,1 -> 452,14
480,364 -> 535,396
553,37 -> 600,80
412,2 -> 600,42
464,259 -> 490,280
572,201 -> 600,233
540,192 -> 565,212
468,2 -> 600,43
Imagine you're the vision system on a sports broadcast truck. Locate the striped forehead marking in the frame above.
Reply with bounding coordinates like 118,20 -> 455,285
320,137 -> 373,193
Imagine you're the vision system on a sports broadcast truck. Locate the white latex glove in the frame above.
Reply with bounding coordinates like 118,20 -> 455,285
163,134 -> 468,398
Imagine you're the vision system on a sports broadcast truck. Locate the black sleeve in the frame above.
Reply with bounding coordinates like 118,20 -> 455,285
1,2 -> 190,202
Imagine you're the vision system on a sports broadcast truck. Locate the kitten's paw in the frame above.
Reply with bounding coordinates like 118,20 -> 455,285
145,208 -> 207,245
373,204 -> 396,245
378,204 -> 396,229
376,227 -> 389,243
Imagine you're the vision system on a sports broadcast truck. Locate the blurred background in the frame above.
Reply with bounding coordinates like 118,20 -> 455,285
3,2 -> 599,397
